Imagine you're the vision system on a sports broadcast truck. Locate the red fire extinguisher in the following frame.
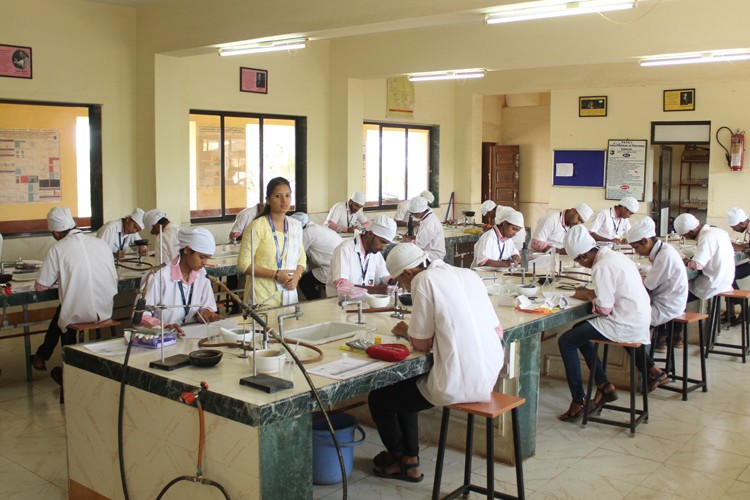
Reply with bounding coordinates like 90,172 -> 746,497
717,126 -> 745,171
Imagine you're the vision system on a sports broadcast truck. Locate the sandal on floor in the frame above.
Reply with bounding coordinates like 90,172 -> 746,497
29,354 -> 47,371
372,451 -> 399,474
589,382 -> 618,412
374,458 -> 424,483
558,399 -> 585,422
648,371 -> 669,392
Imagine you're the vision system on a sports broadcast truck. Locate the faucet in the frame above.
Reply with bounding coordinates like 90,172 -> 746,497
277,304 -> 303,341
341,300 -> 365,325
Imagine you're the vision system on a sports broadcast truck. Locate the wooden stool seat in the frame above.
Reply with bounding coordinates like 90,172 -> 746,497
69,319 -> 121,343
658,314 -> 709,401
433,393 -> 526,500
708,291 -> 749,363
672,312 -> 709,324
718,289 -> 750,299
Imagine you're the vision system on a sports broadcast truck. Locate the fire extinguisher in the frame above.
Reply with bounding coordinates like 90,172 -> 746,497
716,126 -> 745,171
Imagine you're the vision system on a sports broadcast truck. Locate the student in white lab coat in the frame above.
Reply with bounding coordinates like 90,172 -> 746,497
727,207 -> 750,323
531,207 -> 585,254
575,203 -> 594,224
586,196 -> 639,243
290,212 -> 343,300
139,227 -> 222,332
369,243 -> 503,482
228,203 -> 265,242
471,209 -> 524,268
96,208 -> 147,259
394,190 -> 434,227
29,207 -> 118,372
403,196 -> 445,261
325,191 -> 369,233
143,209 -> 180,264
480,199 -> 497,227
627,217 -> 688,352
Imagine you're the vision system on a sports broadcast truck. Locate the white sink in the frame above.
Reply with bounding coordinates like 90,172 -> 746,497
211,244 -> 240,259
284,322 -> 366,345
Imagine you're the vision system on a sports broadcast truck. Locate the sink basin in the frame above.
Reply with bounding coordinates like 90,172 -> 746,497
211,244 -> 240,259
284,322 -> 366,345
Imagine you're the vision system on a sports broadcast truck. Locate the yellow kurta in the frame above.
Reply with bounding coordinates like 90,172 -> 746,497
238,215 -> 306,308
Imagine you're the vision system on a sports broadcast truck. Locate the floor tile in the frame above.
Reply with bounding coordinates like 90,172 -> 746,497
638,462 -> 732,499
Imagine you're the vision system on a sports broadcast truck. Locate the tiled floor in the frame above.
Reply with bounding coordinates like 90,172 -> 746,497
2,323 -> 750,499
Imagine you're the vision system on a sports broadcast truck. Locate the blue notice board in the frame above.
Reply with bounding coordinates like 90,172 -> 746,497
552,150 -> 605,187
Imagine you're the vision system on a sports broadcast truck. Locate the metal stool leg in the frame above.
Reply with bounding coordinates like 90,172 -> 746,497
641,346 -> 649,423
511,408 -> 525,500
682,324 -> 689,401
629,347 -> 636,434
485,415 -> 493,500
432,408 -> 450,500
465,413 -> 475,489
698,318 -> 708,392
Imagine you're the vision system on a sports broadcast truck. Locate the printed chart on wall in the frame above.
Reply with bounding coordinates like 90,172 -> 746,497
0,128 -> 62,204
605,139 -> 647,201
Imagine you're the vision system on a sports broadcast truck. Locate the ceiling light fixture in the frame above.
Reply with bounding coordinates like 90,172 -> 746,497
639,49 -> 750,67
408,70 -> 486,82
218,38 -> 308,57
485,0 -> 637,25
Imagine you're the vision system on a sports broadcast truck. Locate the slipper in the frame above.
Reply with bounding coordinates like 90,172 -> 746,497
558,400 -> 585,422
29,354 -> 47,371
372,451 -> 399,474
374,458 -> 424,483
589,382 -> 618,413
648,371 -> 669,392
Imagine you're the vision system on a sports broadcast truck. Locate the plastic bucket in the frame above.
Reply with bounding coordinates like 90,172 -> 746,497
312,413 -> 366,485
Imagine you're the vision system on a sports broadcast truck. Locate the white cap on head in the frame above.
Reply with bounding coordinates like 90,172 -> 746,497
498,208 -> 524,228
129,208 -> 145,230
626,217 -> 656,243
143,209 -> 166,230
386,243 -> 428,279
178,227 -> 216,255
368,215 -> 397,242
47,206 -> 75,232
290,212 -> 309,227
727,207 -> 748,227
419,190 -> 435,204
481,200 -> 497,216
618,196 -> 639,214
350,191 -> 366,205
575,203 -> 593,223
674,213 -> 700,235
564,224 -> 596,258
494,206 -> 509,225
408,196 -> 429,214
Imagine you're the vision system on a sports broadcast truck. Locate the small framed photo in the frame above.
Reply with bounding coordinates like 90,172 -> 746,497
579,96 -> 607,117
0,44 -> 32,79
240,67 -> 268,94
663,88 -> 695,112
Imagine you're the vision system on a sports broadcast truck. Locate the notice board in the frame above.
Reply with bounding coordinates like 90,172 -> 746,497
552,150 -> 605,187
605,139 -> 647,201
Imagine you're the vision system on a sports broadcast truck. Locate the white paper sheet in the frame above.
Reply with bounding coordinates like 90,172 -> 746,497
555,163 -> 574,177
179,318 -> 239,339
307,357 -> 388,380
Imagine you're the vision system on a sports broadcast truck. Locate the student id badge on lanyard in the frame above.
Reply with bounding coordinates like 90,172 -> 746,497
355,237 -> 374,286
269,215 -> 288,291
177,281 -> 193,324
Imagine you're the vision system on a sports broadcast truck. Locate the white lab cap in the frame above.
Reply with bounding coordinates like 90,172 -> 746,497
481,200 -> 497,216
727,207 -> 748,227
129,208 -> 145,230
143,209 -> 167,230
47,206 -> 75,232
290,212 -> 309,228
618,196 -> 639,214
498,208 -> 524,228
350,191 -> 366,205
564,224 -> 596,258
368,215 -> 397,242
419,190 -> 435,204
575,203 -> 593,223
386,243 -> 428,279
674,213 -> 700,235
626,217 -> 656,243
408,196 -> 429,214
178,227 -> 216,255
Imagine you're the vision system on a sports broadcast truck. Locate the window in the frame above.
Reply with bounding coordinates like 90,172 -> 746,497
362,122 -> 438,209
189,110 -> 307,221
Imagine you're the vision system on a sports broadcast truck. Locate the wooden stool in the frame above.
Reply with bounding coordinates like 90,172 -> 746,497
69,319 -> 121,343
707,290 -> 750,363
432,393 -> 526,500
582,340 -> 648,435
659,313 -> 709,400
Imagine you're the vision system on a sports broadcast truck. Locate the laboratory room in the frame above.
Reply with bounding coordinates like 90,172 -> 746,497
2,0 -> 750,498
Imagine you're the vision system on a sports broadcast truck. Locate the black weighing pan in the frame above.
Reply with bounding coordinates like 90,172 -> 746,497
189,349 -> 223,367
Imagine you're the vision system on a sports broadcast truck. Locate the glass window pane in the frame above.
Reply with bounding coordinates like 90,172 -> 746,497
226,116 -> 260,214
381,127 -> 406,204
363,124 -> 380,204
262,118 -> 296,207
189,114 -> 222,218
407,129 -> 429,199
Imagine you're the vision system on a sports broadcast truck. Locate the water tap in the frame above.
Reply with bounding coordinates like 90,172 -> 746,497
341,299 -> 365,325
277,304 -> 303,341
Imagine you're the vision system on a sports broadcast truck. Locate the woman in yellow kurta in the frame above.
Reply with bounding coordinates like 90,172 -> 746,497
238,177 -> 306,308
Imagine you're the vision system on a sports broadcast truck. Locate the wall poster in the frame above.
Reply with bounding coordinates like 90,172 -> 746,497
605,139 -> 647,202
386,76 -> 415,118
0,128 -> 61,204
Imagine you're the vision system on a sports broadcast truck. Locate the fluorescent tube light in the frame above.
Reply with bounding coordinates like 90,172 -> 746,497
408,71 -> 486,82
485,0 -> 636,24
639,50 -> 750,67
219,38 -> 308,57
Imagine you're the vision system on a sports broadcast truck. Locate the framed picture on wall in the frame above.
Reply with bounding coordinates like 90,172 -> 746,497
663,88 -> 695,112
579,96 -> 607,117
0,44 -> 32,79
240,67 -> 268,94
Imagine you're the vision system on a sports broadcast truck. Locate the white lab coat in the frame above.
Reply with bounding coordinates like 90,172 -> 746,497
303,222 -> 343,284
325,201 -> 368,231
326,236 -> 389,297
394,200 -> 410,222
230,206 -> 258,238
37,230 -> 118,329
690,225 -> 735,300
644,240 -> 688,326
531,211 -> 569,250
586,207 -> 631,241
471,226 -> 519,268
587,247 -> 651,344
414,210 -> 446,262
409,260 -> 503,407
151,223 -> 180,264
96,219 -> 142,253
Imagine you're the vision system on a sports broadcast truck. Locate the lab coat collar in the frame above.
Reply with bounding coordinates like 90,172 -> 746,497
169,255 -> 200,285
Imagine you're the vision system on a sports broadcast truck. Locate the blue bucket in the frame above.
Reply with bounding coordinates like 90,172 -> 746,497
312,413 -> 366,485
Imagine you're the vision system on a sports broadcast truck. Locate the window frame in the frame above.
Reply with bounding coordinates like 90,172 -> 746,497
189,109 -> 307,223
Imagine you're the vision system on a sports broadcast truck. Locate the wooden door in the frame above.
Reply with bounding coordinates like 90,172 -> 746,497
482,144 -> 519,210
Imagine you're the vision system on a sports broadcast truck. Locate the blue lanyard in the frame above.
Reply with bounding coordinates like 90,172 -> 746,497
650,240 -> 665,263
118,231 -> 124,251
560,211 -> 568,232
354,237 -> 370,285
268,215 -> 288,269
177,281 -> 193,319
494,226 -> 507,260
610,208 -> 622,235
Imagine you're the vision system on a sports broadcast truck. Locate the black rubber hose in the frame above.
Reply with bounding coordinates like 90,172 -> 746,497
155,476 -> 231,500
117,331 -> 136,500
